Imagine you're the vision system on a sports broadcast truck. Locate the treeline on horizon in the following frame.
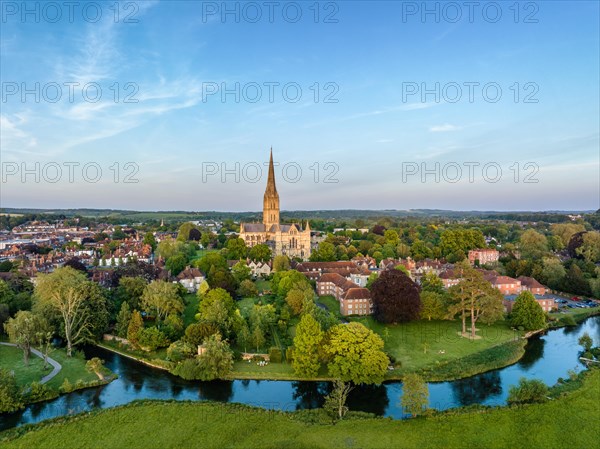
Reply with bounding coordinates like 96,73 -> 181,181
1,208 -> 599,231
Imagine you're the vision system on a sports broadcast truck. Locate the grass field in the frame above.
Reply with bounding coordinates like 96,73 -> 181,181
3,369 -> 598,449
0,345 -> 111,391
316,295 -> 342,318
349,317 -> 522,376
182,293 -> 200,327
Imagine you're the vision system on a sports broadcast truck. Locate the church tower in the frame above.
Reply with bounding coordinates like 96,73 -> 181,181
263,148 -> 280,228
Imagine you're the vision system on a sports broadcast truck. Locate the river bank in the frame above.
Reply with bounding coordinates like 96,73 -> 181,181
1,315 -> 597,431
2,367 -> 598,449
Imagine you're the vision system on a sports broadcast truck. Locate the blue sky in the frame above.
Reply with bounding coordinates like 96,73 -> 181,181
1,1 -> 598,211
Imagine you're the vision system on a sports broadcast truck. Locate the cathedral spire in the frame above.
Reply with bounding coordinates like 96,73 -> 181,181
263,148 -> 280,227
266,147 -> 277,194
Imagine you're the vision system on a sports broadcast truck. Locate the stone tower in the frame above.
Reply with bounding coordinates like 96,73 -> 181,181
263,148 -> 280,228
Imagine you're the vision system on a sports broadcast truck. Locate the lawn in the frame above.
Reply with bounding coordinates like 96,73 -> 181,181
316,295 -> 342,318
0,345 -> 110,391
349,317 -> 522,376
230,360 -> 296,379
3,370 -> 599,449
255,279 -> 271,293
236,297 -> 259,318
182,293 -> 199,327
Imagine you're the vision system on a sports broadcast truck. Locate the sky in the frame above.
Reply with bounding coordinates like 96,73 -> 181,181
1,0 -> 599,212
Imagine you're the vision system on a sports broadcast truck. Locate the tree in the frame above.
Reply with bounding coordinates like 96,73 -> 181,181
177,222 -> 197,242
286,288 -> 312,316
420,272 -> 445,294
562,264 -> 592,296
540,257 -> 566,290
507,378 -> 548,405
576,231 -> 600,264
226,238 -> 247,260
252,325 -> 265,352
370,269 -> 421,323
165,254 -> 188,276
447,264 -> 504,339
85,357 -> 105,380
323,380 -> 353,421
137,326 -> 170,351
4,311 -> 48,365
0,368 -> 23,413
578,332 -> 593,352
196,334 -> 234,380
401,373 -> 429,417
273,255 -> 291,272
115,302 -> 132,338
232,261 -> 252,284
248,244 -> 272,263
292,314 -> 323,377
238,279 -> 258,298
237,321 -> 252,352
198,288 -> 237,335
141,280 -> 184,323
326,322 -> 389,384
127,310 -> 144,347
143,232 -> 157,251
510,291 -> 546,331
519,229 -> 548,260
310,242 -> 337,262
420,291 -> 446,321
439,229 -> 485,258
184,321 -> 219,346
195,252 -> 228,275
34,267 -> 108,357
207,268 -> 237,296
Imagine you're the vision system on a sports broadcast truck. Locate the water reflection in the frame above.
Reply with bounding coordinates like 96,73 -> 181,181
450,371 -> 502,406
292,381 -> 328,409
197,381 -> 233,402
347,384 -> 389,416
518,336 -> 545,370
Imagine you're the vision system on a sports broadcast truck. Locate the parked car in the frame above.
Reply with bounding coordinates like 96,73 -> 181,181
572,296 -> 581,301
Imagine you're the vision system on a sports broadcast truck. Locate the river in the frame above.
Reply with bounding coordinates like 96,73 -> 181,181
1,315 -> 598,430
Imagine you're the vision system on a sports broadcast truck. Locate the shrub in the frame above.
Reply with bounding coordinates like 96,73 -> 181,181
269,347 -> 282,363
26,382 -> 58,403
559,315 -> 576,326
184,322 -> 219,346
171,358 -> 202,380
137,327 -> 170,351
0,368 -> 23,413
286,346 -> 294,363
507,378 -> 548,405
166,340 -> 196,362
60,378 -> 74,394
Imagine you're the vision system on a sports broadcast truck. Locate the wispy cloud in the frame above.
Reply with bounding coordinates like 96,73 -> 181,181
429,124 -> 461,133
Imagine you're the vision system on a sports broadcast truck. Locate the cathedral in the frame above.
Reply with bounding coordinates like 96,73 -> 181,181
239,150 -> 311,260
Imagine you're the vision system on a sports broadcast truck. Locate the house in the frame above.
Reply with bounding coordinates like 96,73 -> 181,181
177,266 -> 205,293
439,269 -> 461,289
340,287 -> 372,316
316,272 -> 372,316
503,295 -> 556,313
489,275 -> 521,295
468,249 -> 499,265
518,276 -> 548,295
248,260 -> 272,278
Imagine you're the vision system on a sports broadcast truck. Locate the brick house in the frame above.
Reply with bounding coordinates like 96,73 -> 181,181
518,276 -> 548,295
489,275 -> 521,295
468,249 -> 499,265
504,295 -> 556,313
341,287 -> 372,316
316,272 -> 372,316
